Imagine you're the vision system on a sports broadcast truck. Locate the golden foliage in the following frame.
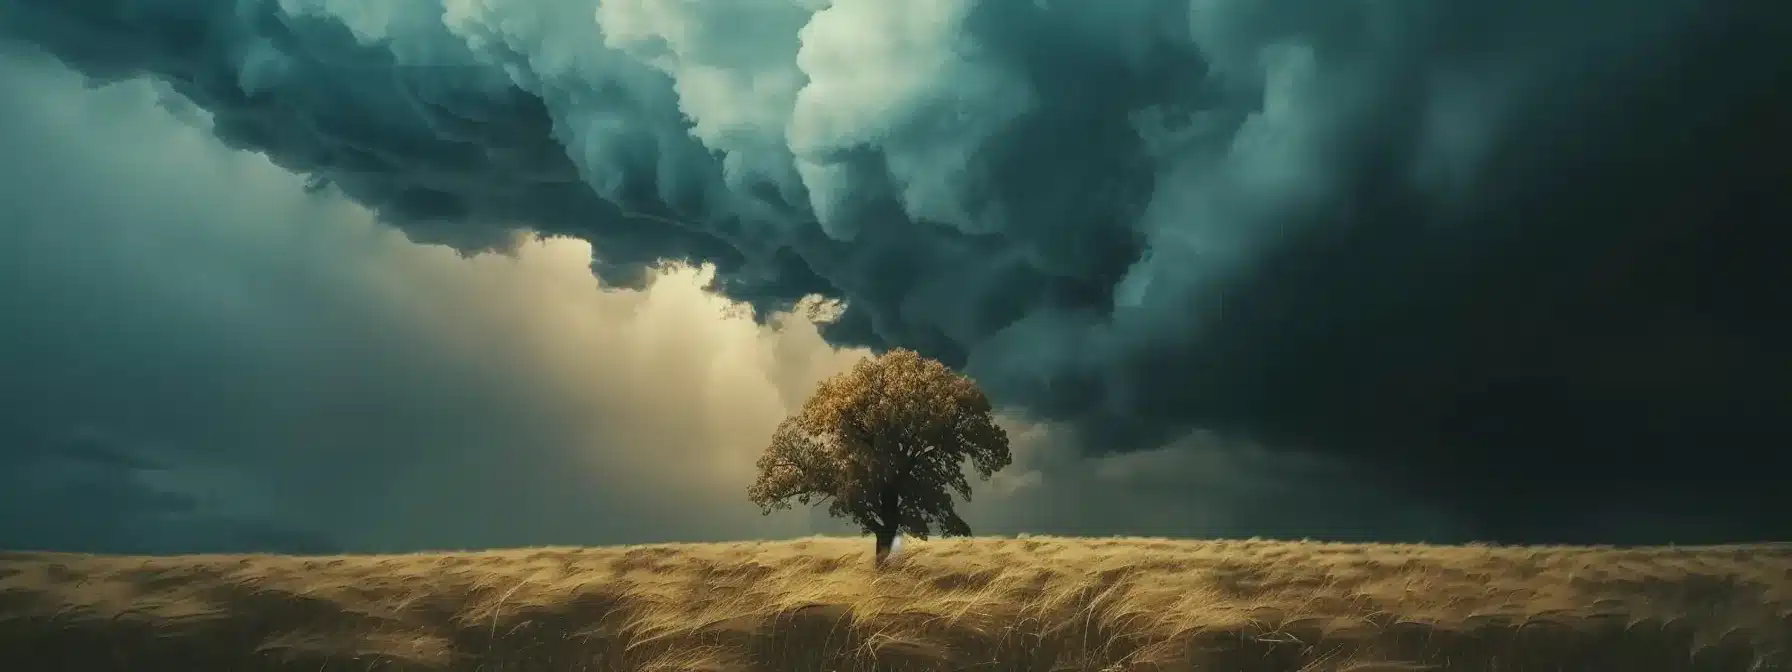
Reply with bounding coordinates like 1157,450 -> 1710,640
3,537 -> 1789,670
748,348 -> 1010,538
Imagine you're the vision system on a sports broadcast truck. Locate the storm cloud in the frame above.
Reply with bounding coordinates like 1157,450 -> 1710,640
2,52 -> 1466,553
2,0 -> 1789,542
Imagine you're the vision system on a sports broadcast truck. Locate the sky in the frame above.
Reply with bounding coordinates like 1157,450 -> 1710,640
0,0 -> 1788,553
0,51 -> 1456,553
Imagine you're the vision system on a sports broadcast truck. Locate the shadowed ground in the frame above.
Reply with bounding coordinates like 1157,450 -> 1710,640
2,536 -> 1788,671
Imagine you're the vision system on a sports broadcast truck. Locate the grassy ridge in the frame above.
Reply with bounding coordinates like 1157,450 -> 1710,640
2,536 -> 1789,671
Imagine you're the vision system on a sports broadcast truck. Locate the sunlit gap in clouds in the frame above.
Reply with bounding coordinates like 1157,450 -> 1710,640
288,234 -> 1470,548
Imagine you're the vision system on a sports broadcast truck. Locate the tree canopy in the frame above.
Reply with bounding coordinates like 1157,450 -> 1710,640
748,348 -> 1011,551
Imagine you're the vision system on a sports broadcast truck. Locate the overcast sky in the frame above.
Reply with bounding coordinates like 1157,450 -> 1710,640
0,52 -> 1460,554
2,0 -> 1788,553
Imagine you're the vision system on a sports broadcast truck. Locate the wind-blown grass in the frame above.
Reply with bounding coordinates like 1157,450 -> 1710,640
2,536 -> 1788,670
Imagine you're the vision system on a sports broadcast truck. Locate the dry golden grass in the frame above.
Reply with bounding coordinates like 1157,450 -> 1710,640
2,536 -> 1789,671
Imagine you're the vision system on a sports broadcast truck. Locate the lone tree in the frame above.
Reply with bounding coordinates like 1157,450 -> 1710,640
749,348 -> 1011,565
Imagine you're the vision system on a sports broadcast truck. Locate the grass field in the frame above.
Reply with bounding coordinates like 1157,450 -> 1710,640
2,536 -> 1789,671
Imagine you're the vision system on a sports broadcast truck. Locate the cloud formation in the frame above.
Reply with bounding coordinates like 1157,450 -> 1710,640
0,54 -> 840,551
2,53 -> 1463,552
3,0 -> 1789,542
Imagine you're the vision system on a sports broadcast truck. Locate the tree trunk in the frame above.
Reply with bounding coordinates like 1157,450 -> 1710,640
874,528 -> 896,567
873,487 -> 900,568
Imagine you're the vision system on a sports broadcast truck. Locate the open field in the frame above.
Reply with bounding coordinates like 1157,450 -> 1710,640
2,536 -> 1789,671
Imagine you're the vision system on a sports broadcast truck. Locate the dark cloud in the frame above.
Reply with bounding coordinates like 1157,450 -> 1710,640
0,425 -> 339,554
2,0 -> 1789,543
959,425 -> 1467,544
6,50 -> 1443,556
0,54 -> 848,552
